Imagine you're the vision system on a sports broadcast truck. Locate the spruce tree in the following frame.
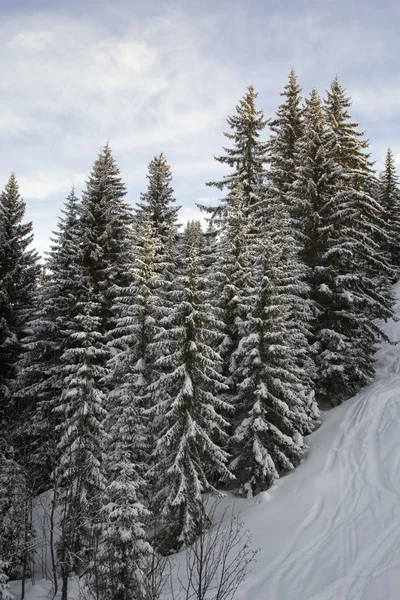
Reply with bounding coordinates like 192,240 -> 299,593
324,77 -> 393,313
212,184 -> 251,384
14,187 -> 82,490
108,216 -> 161,477
57,145 -> 134,576
79,143 -> 133,327
379,148 -> 400,278
291,87 -> 393,403
267,68 -> 304,223
181,220 -> 205,255
266,70 -> 315,406
0,173 -> 39,422
96,372 -> 152,600
136,153 -> 181,307
148,246 -> 233,553
291,89 -> 348,402
207,85 -> 268,214
136,153 -> 180,248
57,292 -> 108,574
230,228 -> 309,497
204,86 -> 270,419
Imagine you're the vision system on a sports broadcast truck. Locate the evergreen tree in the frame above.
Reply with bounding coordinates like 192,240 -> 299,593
324,77 -> 393,312
207,85 -> 268,214
181,220 -> 205,255
291,89 -> 347,402
292,90 -> 340,277
204,86 -> 270,422
379,148 -> 400,278
212,185 -> 251,385
57,145 -> 134,576
136,153 -> 181,307
136,153 -> 180,248
108,216 -> 161,476
96,373 -> 152,600
79,143 -> 133,329
0,173 -> 39,422
15,187 -> 82,489
267,68 -> 304,222
57,292 -> 108,574
266,70 -> 315,406
292,88 -> 393,403
149,246 -> 233,553
231,229 -> 308,497
0,444 -> 32,580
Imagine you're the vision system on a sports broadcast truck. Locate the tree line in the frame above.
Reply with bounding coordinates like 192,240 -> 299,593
0,70 -> 399,599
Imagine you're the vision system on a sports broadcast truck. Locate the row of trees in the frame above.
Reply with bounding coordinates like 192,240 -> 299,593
0,70 -> 399,599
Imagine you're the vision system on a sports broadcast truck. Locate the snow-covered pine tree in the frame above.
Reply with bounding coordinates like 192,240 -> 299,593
79,143 -> 134,328
56,145 -> 134,578
0,444 -> 32,581
207,85 -> 268,215
96,457 -> 151,600
212,184 -> 251,387
203,86 -> 269,421
148,246 -> 233,553
108,215 -> 161,482
266,70 -> 316,408
181,220 -> 205,255
379,148 -> 400,279
136,153 -> 181,289
267,68 -> 304,224
291,90 -> 340,291
290,89 -> 349,403
136,153 -> 180,248
96,355 -> 152,600
0,173 -> 39,424
230,223 -> 308,497
292,87 -> 393,404
14,187 -> 82,490
324,77 -> 394,313
57,292 -> 108,575
93,213 -> 167,599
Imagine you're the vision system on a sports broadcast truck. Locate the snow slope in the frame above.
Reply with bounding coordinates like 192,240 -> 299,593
230,281 -> 400,600
10,283 -> 400,600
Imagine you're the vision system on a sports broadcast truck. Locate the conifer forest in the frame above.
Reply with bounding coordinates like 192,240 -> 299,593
1,71 -> 400,599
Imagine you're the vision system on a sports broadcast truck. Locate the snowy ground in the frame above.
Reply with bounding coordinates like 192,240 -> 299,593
10,283 -> 400,600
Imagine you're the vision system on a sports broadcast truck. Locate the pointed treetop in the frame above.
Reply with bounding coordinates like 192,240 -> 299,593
136,152 -> 180,243
207,85 -> 268,212
324,76 -> 373,174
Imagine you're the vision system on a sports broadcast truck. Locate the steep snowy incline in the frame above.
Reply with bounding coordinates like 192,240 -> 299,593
229,281 -> 400,600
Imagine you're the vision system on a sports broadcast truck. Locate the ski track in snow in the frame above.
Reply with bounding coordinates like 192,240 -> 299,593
10,284 -> 400,600
234,282 -> 400,600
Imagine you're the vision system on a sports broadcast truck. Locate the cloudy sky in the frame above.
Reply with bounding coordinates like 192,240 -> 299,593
1,0 -> 399,254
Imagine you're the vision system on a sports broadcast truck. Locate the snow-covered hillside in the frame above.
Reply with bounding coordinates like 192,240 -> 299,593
230,281 -> 400,600
10,283 -> 400,600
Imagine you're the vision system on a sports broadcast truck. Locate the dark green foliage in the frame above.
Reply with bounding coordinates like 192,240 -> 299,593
379,148 -> 400,279
0,174 -> 39,422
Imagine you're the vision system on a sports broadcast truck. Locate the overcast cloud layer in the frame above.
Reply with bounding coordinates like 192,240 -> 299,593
1,0 -> 399,254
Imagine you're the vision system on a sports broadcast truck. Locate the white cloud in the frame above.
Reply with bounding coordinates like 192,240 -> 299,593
7,30 -> 56,51
15,171 -> 87,200
0,2 -> 398,253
